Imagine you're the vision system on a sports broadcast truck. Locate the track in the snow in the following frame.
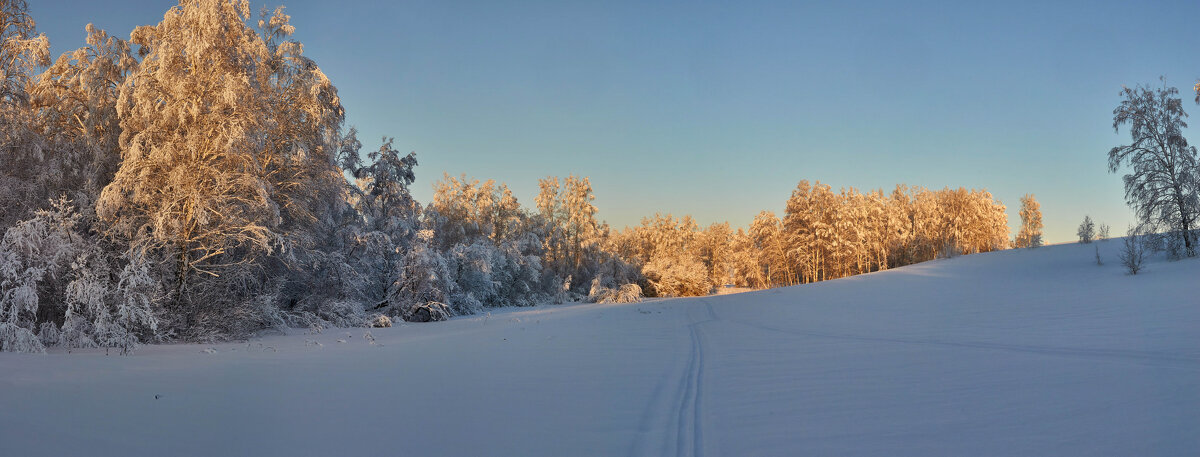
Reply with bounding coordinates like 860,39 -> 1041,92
628,300 -> 717,457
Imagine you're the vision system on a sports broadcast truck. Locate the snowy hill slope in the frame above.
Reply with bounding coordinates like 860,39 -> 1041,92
2,240 -> 1197,456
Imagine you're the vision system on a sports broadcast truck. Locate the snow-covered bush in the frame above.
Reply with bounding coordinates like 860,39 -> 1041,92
64,247 -> 161,353
370,314 -> 392,328
642,256 -> 711,298
587,278 -> 643,304
1120,227 -> 1147,275
401,301 -> 451,323
490,234 -> 546,307
0,200 -> 160,353
446,240 -> 498,313
390,237 -> 458,316
0,200 -> 82,352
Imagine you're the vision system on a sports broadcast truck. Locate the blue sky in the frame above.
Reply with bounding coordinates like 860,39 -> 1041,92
37,0 -> 1200,243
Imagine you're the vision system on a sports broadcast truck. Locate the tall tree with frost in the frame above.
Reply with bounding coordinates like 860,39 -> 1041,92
1014,194 -> 1043,248
749,211 -> 786,287
563,175 -> 598,272
342,134 -> 419,307
97,1 -> 343,315
31,24 -> 136,208
0,0 -> 50,228
697,222 -> 732,288
1108,81 -> 1199,256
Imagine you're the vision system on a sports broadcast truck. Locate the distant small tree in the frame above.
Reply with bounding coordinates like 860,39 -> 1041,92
1120,225 -> 1146,274
1109,80 -> 1199,257
1077,215 -> 1095,243
1097,223 -> 1110,241
1014,194 -> 1044,248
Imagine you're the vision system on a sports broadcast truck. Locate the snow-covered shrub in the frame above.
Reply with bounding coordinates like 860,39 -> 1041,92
370,314 -> 392,328
1120,227 -> 1147,275
310,300 -> 366,329
616,284 -> 643,303
447,240 -> 497,309
169,272 -> 286,342
0,199 -> 160,353
401,301 -> 451,323
0,322 -> 43,353
280,245 -> 370,328
642,256 -> 711,297
0,199 -> 82,352
37,321 -> 60,347
391,239 -> 458,315
489,235 -> 546,307
587,278 -> 643,304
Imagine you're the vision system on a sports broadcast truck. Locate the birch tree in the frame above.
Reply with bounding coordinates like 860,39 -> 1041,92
97,1 -> 355,333
1109,81 -> 1199,256
0,0 -> 49,228
1014,194 -> 1043,248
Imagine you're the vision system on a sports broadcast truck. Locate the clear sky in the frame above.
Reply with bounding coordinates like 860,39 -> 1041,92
35,0 -> 1200,243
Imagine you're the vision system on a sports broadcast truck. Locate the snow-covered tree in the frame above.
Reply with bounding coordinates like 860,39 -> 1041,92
0,0 -> 46,106
98,0 -> 284,303
0,0 -> 50,229
1078,215 -> 1095,244
749,211 -> 786,287
91,1 -> 362,338
696,222 -> 732,288
1014,194 -> 1044,248
1109,80 -> 1199,257
30,24 -> 135,213
388,229 -> 458,318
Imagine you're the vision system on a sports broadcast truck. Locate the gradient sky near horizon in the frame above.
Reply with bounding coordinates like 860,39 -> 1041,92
36,0 -> 1200,243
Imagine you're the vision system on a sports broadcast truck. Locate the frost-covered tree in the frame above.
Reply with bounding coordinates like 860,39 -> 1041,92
563,176 -> 599,272
1077,215 -> 1095,244
696,222 -> 732,289
388,229 -> 457,317
30,24 -> 135,212
0,0 -> 45,106
98,0 -> 284,303
337,133 -> 421,310
1109,80 -> 1199,257
749,211 -> 787,287
535,175 -> 600,281
92,1 -> 361,337
1014,194 -> 1043,248
0,0 -> 50,229
621,214 -> 710,297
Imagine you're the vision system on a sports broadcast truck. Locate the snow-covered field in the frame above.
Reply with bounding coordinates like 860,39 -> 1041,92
2,240 -> 1197,456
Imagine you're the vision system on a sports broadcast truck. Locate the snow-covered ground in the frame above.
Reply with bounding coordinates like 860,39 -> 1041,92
2,240 -> 1197,456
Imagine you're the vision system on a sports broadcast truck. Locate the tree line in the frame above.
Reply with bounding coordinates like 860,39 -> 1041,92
0,0 -> 1029,353
610,183 -> 1016,295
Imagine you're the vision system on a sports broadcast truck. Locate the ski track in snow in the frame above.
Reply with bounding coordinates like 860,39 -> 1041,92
629,299 -> 715,457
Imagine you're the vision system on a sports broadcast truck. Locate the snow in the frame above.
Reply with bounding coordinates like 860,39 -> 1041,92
2,239 -> 1198,456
